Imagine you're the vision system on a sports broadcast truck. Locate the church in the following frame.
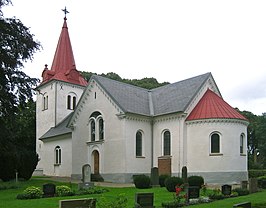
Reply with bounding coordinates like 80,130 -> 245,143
35,17 -> 249,184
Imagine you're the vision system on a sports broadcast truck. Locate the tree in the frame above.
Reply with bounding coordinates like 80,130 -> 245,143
0,0 -> 40,181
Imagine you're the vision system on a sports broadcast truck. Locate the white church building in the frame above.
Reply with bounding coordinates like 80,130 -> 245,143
35,17 -> 249,184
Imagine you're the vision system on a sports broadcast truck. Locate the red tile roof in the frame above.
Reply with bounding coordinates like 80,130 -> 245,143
186,89 -> 247,121
41,18 -> 87,86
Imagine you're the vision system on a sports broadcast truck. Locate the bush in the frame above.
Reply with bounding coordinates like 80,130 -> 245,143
164,176 -> 183,192
98,194 -> 128,208
56,185 -> 74,197
188,176 -> 204,188
159,175 -> 170,187
23,186 -> 43,199
133,175 -> 151,189
249,169 -> 266,178
258,176 -> 266,189
77,187 -> 109,195
232,188 -> 249,196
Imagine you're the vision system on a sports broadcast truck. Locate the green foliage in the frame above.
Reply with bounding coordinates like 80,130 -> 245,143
159,175 -> 170,187
188,176 -> 204,188
98,194 -> 128,208
77,187 -> 109,195
258,176 -> 266,188
249,169 -> 266,178
56,185 -> 73,197
133,174 -> 151,189
232,188 -> 249,196
164,176 -> 183,192
18,186 -> 43,199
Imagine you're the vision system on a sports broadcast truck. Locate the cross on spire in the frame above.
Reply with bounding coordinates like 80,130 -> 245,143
62,6 -> 69,18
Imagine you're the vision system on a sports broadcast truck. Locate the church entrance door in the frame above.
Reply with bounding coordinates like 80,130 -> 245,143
92,150 -> 99,174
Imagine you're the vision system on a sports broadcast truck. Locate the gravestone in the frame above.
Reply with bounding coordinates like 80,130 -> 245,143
241,181 -> 248,189
135,193 -> 154,208
82,164 -> 91,183
221,184 -> 232,196
78,164 -> 94,190
181,166 -> 188,183
249,178 -> 258,193
188,186 -> 200,199
150,167 -> 159,186
59,198 -> 96,208
233,202 -> 251,208
43,183 -> 56,197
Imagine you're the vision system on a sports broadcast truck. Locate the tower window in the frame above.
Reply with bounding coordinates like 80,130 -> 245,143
55,146 -> 62,165
43,95 -> 48,110
163,130 -> 171,156
136,131 -> 143,157
211,133 -> 220,154
67,93 -> 77,110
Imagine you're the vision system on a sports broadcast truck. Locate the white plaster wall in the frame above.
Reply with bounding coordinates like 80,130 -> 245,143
124,117 -> 152,174
186,120 -> 248,173
41,134 -> 72,177
71,80 -> 125,177
152,114 -> 185,175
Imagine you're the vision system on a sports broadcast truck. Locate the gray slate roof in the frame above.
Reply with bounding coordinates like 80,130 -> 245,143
40,113 -> 73,140
93,72 -> 211,116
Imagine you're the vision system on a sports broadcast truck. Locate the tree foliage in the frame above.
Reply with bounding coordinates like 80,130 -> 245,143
80,71 -> 169,89
0,0 -> 40,181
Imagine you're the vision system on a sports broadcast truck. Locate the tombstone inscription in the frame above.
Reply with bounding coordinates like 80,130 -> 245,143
221,184 -> 232,196
188,186 -> 200,199
151,167 -> 159,186
135,193 -> 154,208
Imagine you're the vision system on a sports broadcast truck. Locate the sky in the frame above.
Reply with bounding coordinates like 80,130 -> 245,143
3,0 -> 266,115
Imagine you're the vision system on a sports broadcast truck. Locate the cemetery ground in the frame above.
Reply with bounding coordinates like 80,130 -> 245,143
0,177 -> 266,208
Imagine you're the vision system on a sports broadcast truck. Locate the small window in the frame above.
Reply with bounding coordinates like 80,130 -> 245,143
136,131 -> 142,157
67,93 -> 77,110
43,95 -> 48,110
55,146 -> 61,165
240,134 -> 244,154
163,130 -> 171,156
99,118 -> 104,140
211,133 -> 220,153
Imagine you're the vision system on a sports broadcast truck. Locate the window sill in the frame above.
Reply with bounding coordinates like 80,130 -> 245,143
240,153 -> 246,156
209,153 -> 223,156
136,156 -> 145,159
54,164 -> 61,166
86,140 -> 104,145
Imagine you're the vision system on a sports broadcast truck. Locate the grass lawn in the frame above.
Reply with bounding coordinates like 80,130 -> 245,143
0,177 -> 266,208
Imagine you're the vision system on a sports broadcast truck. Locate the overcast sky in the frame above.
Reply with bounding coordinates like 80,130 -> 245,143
3,0 -> 266,115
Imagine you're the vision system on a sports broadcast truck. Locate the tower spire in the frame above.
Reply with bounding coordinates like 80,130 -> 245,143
41,9 -> 87,86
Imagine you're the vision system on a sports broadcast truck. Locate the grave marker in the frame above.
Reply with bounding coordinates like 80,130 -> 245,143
135,193 -> 154,208
221,184 -> 232,196
59,198 -> 96,208
188,186 -> 200,199
43,183 -> 56,197
151,167 -> 159,186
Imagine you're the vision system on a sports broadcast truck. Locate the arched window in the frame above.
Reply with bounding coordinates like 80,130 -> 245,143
67,93 -> 77,110
211,133 -> 220,153
55,146 -> 61,165
43,94 -> 48,110
90,120 -> 95,141
163,130 -> 171,156
136,131 -> 142,157
240,134 -> 245,154
99,118 -> 104,140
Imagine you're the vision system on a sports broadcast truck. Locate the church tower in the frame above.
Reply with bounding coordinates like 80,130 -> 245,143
35,15 -> 87,174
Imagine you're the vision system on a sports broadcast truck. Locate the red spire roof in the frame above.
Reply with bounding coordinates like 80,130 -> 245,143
186,89 -> 247,121
41,18 -> 87,86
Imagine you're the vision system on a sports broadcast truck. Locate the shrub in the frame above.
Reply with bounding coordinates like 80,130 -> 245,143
164,176 -> 183,192
232,188 -> 249,196
133,175 -> 151,189
77,187 -> 109,195
258,176 -> 266,189
188,176 -> 204,188
159,175 -> 170,187
56,185 -> 74,197
249,169 -> 266,178
98,194 -> 128,208
23,186 -> 43,199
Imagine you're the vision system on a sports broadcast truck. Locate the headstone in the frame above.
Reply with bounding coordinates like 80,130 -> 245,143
43,183 -> 56,197
233,202 -> 251,208
82,164 -> 91,183
59,198 -> 96,208
135,193 -> 154,208
188,186 -> 200,199
221,184 -> 232,196
79,164 -> 94,190
241,181 -> 248,189
150,167 -> 159,186
249,178 -> 258,193
181,166 -> 188,183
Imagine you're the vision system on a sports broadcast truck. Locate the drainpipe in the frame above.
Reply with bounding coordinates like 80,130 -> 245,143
148,91 -> 154,168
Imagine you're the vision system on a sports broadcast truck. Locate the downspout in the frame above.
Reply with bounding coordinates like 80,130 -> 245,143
55,82 -> 57,126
